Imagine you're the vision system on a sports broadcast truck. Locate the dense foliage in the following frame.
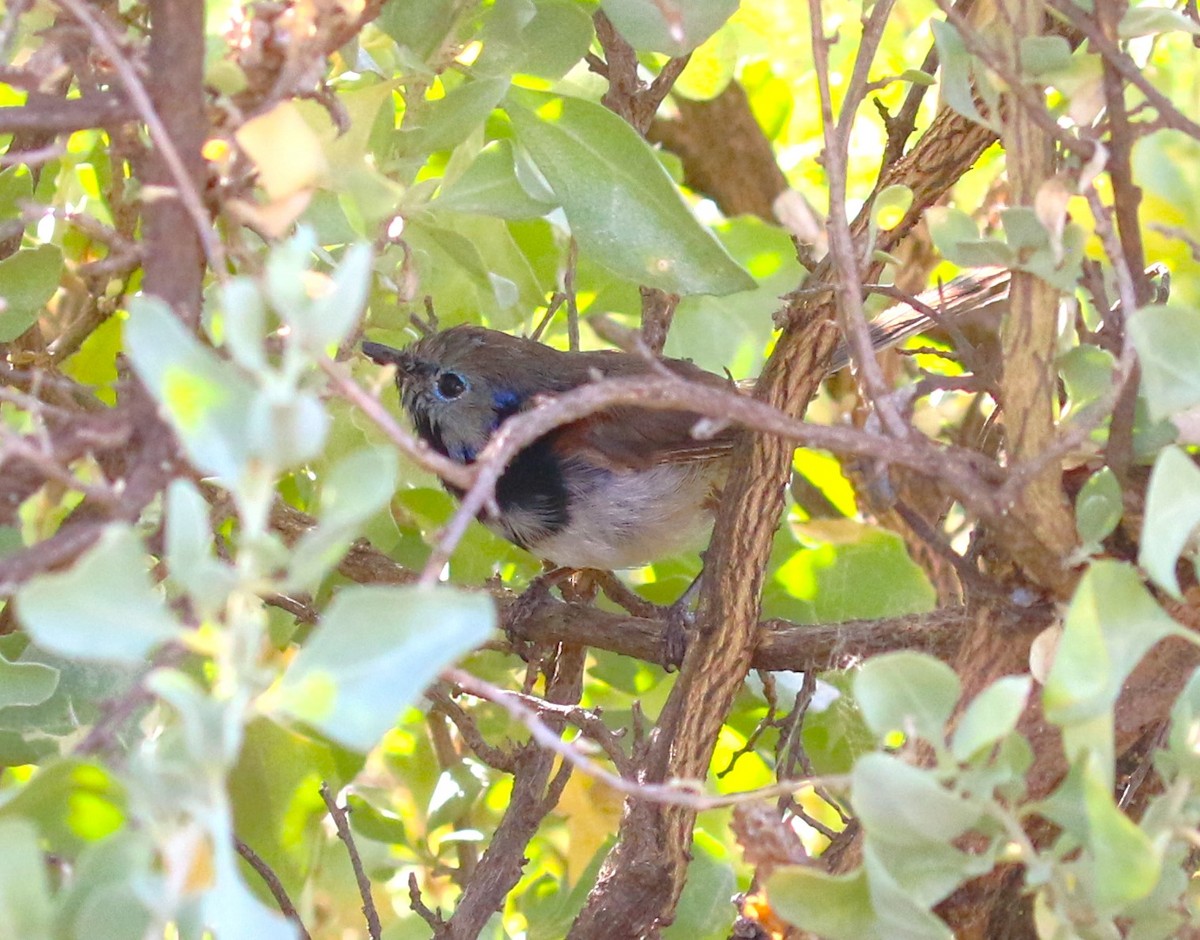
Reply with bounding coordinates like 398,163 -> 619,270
2,0 -> 1200,938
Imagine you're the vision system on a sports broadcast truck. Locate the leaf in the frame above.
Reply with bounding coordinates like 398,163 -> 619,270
930,21 -> 997,131
433,139 -> 558,220
1075,466 -> 1123,549
0,652 -> 58,709
1139,446 -> 1200,597
16,525 -> 181,663
290,241 -> 375,352
1043,561 -> 1182,729
599,0 -> 739,55
124,296 -> 259,482
287,447 -> 398,590
854,651 -> 960,743
1081,752 -> 1161,915
852,753 -> 982,844
273,585 -> 495,751
475,0 -> 596,80
1129,302 -> 1200,421
0,244 -> 63,342
950,675 -> 1031,762
396,78 -> 510,157
505,89 -> 755,296
0,820 -> 52,937
1020,35 -> 1073,76
164,480 -> 236,612
873,185 -> 913,231
1119,5 -> 1200,37
767,867 -> 881,940
235,102 -> 327,200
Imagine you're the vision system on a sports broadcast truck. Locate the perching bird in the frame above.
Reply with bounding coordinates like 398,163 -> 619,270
362,268 -> 1009,571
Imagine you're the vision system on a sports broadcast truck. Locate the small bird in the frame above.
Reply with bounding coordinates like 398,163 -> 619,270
363,269 -> 1009,571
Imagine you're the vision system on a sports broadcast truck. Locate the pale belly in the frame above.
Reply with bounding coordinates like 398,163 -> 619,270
494,461 -> 726,570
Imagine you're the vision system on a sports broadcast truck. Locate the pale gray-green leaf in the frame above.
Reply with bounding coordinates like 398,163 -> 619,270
1043,560 -> 1182,726
275,585 -> 494,750
0,653 -> 58,708
951,675 -> 1031,761
855,651 -> 960,743
17,525 -> 181,663
1129,302 -> 1200,422
1139,446 -> 1200,597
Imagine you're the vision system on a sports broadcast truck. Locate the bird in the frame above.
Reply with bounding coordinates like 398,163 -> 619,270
362,268 -> 1010,572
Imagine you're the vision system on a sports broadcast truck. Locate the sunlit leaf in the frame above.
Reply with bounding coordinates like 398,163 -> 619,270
274,585 -> 495,750
854,652 -> 960,743
506,89 -> 755,296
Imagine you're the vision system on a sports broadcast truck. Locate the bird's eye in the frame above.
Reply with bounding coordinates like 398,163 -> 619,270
436,371 -> 467,400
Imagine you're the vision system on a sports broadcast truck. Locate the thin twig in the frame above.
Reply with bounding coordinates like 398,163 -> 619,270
444,668 -> 850,810
235,838 -> 313,940
52,0 -> 223,271
319,782 -> 382,940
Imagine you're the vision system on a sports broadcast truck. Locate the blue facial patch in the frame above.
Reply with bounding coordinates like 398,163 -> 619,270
491,389 -> 523,428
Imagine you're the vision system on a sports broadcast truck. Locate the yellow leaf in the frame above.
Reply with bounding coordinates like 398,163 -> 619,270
235,102 -> 327,200
556,771 -> 623,885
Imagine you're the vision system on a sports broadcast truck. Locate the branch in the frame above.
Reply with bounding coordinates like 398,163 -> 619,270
0,93 -> 134,133
235,838 -> 313,940
320,782 -> 382,940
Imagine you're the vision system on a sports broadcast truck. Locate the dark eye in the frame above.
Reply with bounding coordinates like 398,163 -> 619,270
436,371 -> 467,400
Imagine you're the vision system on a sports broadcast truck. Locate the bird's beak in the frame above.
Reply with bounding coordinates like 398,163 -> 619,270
362,340 -> 417,378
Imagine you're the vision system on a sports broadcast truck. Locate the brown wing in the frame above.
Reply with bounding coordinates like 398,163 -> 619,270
550,356 -> 739,470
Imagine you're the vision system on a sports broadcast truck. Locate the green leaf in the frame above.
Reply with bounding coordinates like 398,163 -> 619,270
1165,666 -> 1200,779
873,185 -> 913,231
0,244 -> 63,342
376,0 -> 465,60
16,525 -> 181,663
1129,302 -> 1200,422
951,675 -> 1032,762
0,819 -> 52,937
1081,753 -> 1161,915
1020,36 -> 1073,76
930,21 -> 997,131
274,585 -> 495,751
767,867 -> 881,940
125,296 -> 259,482
475,0 -> 596,80
1139,447 -> 1200,597
599,0 -> 738,55
433,139 -> 558,220
665,830 -> 735,938
396,78 -> 510,157
287,447 -> 399,591
1043,561 -> 1182,728
0,760 -> 125,854
289,241 -> 375,351
854,651 -> 960,743
0,652 -> 58,708
505,90 -> 754,296
164,480 -> 236,613
1075,466 -> 1123,549
217,276 -> 268,372
1119,5 -> 1200,38
853,753 -> 982,844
